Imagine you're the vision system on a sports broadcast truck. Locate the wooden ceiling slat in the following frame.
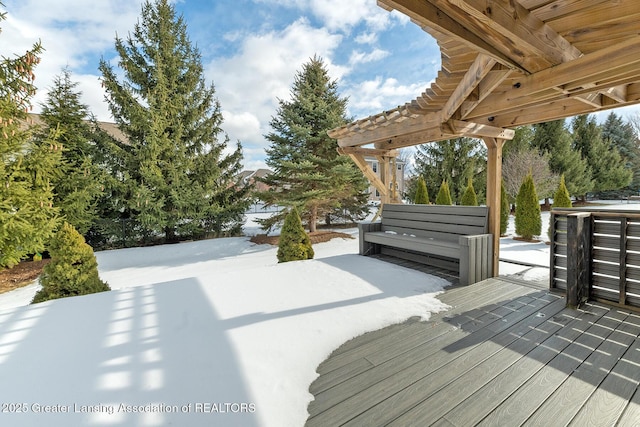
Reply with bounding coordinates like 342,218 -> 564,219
531,0 -> 610,22
549,0 -> 640,33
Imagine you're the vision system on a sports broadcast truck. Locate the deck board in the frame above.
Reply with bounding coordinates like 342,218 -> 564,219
306,272 -> 640,427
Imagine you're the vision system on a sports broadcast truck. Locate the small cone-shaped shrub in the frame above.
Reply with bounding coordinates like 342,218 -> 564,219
500,179 -> 510,236
515,173 -> 542,241
552,174 -> 572,209
32,222 -> 110,304
460,178 -> 478,206
277,207 -> 314,263
414,176 -> 429,204
435,180 -> 453,205
548,174 -> 573,239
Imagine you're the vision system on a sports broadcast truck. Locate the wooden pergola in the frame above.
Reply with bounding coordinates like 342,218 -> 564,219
329,0 -> 640,276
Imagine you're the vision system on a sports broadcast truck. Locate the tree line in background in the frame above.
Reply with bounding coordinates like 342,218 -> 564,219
408,113 -> 639,205
406,113 -> 640,239
1,0 -> 370,270
4,0 -> 640,270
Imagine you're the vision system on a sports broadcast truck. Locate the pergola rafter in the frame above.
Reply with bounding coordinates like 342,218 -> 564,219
331,0 -> 640,276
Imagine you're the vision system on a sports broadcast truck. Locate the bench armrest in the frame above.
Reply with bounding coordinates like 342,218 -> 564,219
459,234 -> 493,286
359,222 -> 382,255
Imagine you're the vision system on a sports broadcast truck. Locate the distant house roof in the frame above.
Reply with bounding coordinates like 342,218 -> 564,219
26,113 -> 129,144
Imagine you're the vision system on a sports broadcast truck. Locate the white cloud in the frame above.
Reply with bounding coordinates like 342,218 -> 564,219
349,48 -> 389,66
355,32 -> 378,45
222,111 -> 262,143
254,0 -> 400,32
345,76 -> 432,117
1,0 -> 142,119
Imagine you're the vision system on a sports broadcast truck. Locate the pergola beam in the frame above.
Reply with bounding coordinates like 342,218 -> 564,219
467,36 -> 640,121
378,0 -> 523,71
444,0 -> 581,70
441,53 -> 497,120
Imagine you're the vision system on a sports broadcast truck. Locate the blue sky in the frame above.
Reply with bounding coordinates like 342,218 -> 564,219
2,0 -> 638,170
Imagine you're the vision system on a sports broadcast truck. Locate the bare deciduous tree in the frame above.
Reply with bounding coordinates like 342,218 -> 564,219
503,148 -> 558,200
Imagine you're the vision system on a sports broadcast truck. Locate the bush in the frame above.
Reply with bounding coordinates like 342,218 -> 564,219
414,176 -> 429,204
277,207 -> 314,263
460,178 -> 478,206
548,174 -> 573,239
32,223 -> 110,304
435,181 -> 453,205
515,173 -> 541,241
552,174 -> 572,209
500,179 -> 510,236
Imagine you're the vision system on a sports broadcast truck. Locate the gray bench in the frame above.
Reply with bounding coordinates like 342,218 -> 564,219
359,204 -> 493,285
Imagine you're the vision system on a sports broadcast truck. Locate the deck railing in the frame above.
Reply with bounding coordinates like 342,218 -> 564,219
551,208 -> 640,310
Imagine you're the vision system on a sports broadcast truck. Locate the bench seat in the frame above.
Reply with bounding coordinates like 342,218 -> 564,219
364,231 -> 460,259
359,204 -> 493,285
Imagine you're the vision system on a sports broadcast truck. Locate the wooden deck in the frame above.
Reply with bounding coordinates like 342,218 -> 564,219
305,264 -> 640,426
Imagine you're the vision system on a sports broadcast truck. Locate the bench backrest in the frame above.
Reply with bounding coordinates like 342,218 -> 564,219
380,204 -> 489,243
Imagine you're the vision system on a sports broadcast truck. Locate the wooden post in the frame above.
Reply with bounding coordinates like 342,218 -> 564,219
483,137 -> 505,277
376,155 -> 391,205
619,217 -> 628,305
566,212 -> 592,308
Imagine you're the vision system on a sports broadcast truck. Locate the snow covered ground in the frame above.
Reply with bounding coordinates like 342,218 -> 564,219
0,202 -> 635,427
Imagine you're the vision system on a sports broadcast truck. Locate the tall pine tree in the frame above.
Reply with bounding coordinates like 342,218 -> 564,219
37,68 -> 104,235
98,0 -> 250,242
571,114 -> 631,198
259,56 -> 369,233
532,120 -> 592,199
0,6 -> 60,268
601,112 -> 640,193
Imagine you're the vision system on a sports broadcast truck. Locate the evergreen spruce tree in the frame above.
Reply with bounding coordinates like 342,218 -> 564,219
500,179 -> 509,236
0,7 -> 60,268
277,207 -> 314,263
259,56 -> 369,233
413,176 -> 429,204
571,114 -> 631,198
532,120 -> 592,198
98,0 -> 250,242
37,68 -> 104,235
515,173 -> 542,241
435,181 -> 453,205
601,112 -> 640,193
32,222 -> 109,303
414,138 -> 486,203
460,178 -> 478,206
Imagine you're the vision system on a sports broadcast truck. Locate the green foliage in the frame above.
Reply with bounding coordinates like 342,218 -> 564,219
259,56 -> 368,233
98,0 -> 250,243
602,112 -> 640,189
532,120 -> 592,197
414,138 -> 486,204
572,114 -> 631,197
435,181 -> 453,205
500,179 -> 509,236
460,178 -> 478,206
548,174 -> 572,239
413,176 -> 429,204
37,68 -> 105,235
0,9 -> 60,268
552,175 -> 572,209
32,223 -> 110,304
515,173 -> 542,241
277,207 -> 314,263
